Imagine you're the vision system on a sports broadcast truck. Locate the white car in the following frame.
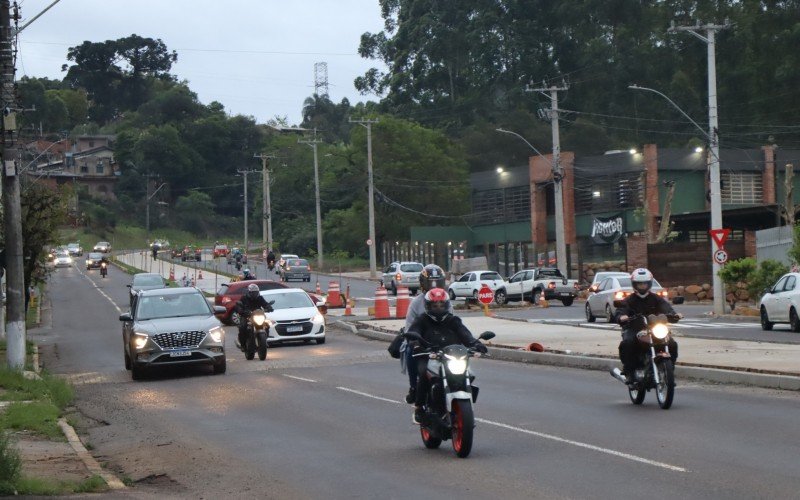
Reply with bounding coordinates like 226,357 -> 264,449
585,275 -> 668,323
448,270 -> 508,304
54,251 -> 72,267
759,273 -> 800,331
588,271 -> 630,292
261,288 -> 326,344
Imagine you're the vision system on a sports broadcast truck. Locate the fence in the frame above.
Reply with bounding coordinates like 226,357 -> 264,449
756,226 -> 793,265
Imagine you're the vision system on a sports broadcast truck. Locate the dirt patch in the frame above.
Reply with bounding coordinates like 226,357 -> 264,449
15,434 -> 95,484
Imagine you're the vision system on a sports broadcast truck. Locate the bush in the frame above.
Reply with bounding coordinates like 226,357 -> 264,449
751,260 -> 789,298
718,258 -> 788,302
0,432 -> 21,493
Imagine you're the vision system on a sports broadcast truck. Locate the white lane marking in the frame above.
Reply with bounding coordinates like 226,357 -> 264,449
283,374 -> 318,383
337,385 -> 686,472
336,386 -> 402,405
78,269 -> 123,313
475,418 -> 687,473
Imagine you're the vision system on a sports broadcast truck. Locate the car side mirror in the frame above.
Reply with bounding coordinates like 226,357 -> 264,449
672,296 -> 685,305
479,331 -> 496,341
213,306 -> 226,315
119,313 -> 132,322
317,304 -> 328,315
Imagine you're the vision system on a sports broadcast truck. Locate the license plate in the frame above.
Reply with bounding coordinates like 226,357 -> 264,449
560,292 -> 571,296
169,350 -> 191,357
286,325 -> 303,333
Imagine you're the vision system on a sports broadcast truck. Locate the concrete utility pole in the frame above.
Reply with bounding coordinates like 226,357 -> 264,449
144,173 -> 163,246
1,0 -> 25,366
299,134 -> 324,270
349,118 -> 379,278
237,169 -> 259,257
669,20 -> 731,316
527,84 -> 569,277
254,153 -> 277,251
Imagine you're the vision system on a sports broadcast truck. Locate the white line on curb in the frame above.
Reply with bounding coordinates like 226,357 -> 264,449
283,374 -> 318,383
57,418 -> 127,490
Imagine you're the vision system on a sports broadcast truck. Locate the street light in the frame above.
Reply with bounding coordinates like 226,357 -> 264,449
495,128 -> 568,277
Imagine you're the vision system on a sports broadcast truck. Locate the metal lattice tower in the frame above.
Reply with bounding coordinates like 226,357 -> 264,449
314,62 -> 329,98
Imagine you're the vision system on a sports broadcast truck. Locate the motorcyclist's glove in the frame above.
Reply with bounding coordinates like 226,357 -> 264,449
472,342 -> 488,354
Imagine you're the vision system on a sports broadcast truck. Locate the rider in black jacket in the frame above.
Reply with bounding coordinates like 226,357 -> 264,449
406,288 -> 487,424
616,268 -> 681,382
234,283 -> 274,349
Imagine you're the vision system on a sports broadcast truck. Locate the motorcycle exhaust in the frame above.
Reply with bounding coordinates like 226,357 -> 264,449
610,367 -> 628,384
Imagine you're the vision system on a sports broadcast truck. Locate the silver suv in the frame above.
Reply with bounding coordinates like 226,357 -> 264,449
381,261 -> 424,295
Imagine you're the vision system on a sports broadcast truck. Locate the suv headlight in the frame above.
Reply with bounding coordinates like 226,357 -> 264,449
444,354 -> 467,375
133,332 -> 149,349
209,326 -> 224,343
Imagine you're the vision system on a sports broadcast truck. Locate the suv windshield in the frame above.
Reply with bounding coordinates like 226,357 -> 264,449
400,263 -> 423,272
137,293 -> 211,320
265,292 -> 314,310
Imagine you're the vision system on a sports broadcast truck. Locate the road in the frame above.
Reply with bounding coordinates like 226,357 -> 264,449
32,262 -> 800,498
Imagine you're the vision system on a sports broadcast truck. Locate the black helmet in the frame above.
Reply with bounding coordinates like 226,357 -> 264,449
247,283 -> 260,299
424,288 -> 451,323
419,264 -> 446,292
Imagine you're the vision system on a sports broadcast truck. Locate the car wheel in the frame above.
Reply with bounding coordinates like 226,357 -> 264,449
561,297 -> 574,307
131,364 -> 145,381
213,357 -> 226,374
449,289 -> 456,300
585,303 -> 596,323
532,289 -> 541,305
494,289 -> 507,305
760,307 -> 774,331
316,337 -> 326,345
605,304 -> 614,323
472,290 -> 479,302
791,308 -> 800,333
124,351 -> 131,370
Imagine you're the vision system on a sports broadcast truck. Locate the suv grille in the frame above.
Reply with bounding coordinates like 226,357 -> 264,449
152,331 -> 206,349
274,319 -> 313,336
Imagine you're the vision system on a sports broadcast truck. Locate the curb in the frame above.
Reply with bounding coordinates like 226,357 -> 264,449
347,325 -> 800,392
58,418 -> 126,490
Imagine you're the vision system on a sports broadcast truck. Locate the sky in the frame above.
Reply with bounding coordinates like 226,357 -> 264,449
16,0 -> 388,125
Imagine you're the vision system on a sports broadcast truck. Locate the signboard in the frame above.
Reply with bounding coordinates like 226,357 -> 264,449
537,253 -> 545,266
709,228 -> 731,249
477,285 -> 494,305
714,249 -> 728,265
591,213 -> 625,244
547,250 -> 556,265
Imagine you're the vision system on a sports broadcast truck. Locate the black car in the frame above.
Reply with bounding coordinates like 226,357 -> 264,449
85,252 -> 105,270
128,273 -> 168,306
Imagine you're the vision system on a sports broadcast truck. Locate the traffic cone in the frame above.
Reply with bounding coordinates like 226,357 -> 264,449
395,285 -> 410,319
538,293 -> 549,308
169,267 -> 175,281
316,280 -> 322,295
198,269 -> 203,280
327,281 -> 343,307
373,286 -> 390,319
344,284 -> 353,316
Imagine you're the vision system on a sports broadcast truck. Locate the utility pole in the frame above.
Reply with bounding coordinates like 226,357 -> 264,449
299,133 -> 324,270
527,83 -> 569,277
143,172 -> 161,246
349,117 -> 379,278
237,168 -> 259,257
254,153 -> 277,251
669,20 -> 731,316
1,0 -> 25,366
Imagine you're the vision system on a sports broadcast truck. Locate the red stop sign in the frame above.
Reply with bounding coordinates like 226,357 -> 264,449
477,285 -> 494,305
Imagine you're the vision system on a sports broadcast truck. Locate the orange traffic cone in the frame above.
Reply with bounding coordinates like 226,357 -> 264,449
169,267 -> 175,281
344,284 -> 353,316
538,293 -> 549,308
327,281 -> 343,307
373,286 -> 390,319
395,285 -> 410,319
199,269 -> 203,280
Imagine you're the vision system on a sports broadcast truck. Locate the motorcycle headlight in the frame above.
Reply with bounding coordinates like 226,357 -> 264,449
209,326 -> 224,343
133,332 -> 149,349
252,312 -> 266,326
444,354 -> 467,375
651,323 -> 669,339
312,312 -> 325,324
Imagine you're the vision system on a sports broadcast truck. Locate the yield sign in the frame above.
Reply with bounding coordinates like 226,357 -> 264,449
709,228 -> 731,249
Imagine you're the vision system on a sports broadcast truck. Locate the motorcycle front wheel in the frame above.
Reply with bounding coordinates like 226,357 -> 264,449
244,336 -> 256,360
628,384 -> 646,405
420,426 -> 442,449
257,332 -> 268,360
451,400 -> 474,458
656,359 -> 675,409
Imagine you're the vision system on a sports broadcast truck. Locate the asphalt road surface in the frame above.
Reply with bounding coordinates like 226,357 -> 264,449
32,261 -> 800,498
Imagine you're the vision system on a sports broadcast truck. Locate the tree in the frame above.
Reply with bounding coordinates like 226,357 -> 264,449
174,191 -> 216,238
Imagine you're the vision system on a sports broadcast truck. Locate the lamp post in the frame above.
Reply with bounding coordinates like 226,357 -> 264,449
495,128 -> 567,276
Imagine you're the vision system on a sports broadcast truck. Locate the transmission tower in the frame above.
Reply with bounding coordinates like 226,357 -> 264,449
314,62 -> 329,98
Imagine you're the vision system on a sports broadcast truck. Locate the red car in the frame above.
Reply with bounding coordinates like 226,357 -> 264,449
213,244 -> 230,258
214,280 -> 327,325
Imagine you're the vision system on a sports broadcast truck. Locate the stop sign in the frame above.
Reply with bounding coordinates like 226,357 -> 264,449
477,284 -> 494,305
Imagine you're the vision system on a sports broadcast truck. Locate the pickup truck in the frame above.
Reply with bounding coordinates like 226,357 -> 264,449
505,268 -> 580,306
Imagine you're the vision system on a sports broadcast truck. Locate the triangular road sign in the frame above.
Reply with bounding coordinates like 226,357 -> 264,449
709,228 -> 731,248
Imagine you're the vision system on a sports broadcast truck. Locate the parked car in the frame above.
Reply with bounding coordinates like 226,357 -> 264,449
585,275 -> 668,323
66,242 -> 83,256
588,271 -> 630,292
280,258 -> 311,282
381,261 -> 424,295
151,239 -> 170,251
85,252 -> 105,270
54,251 -> 72,268
261,288 -> 327,345
181,246 -> 202,262
759,273 -> 800,331
213,244 -> 230,258
120,287 -> 227,380
448,270 -> 508,304
214,279 -> 290,325
93,241 -> 111,253
127,272 -> 168,307
505,267 -> 580,305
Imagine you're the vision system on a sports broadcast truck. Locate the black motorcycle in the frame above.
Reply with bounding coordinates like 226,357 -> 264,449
100,261 -> 108,278
403,330 -> 495,458
610,313 -> 677,409
238,307 -> 273,361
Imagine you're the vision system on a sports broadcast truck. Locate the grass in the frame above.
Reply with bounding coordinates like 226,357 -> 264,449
317,256 -> 371,273
59,224 -> 242,252
0,369 -> 74,410
13,474 -> 108,495
1,402 -> 62,440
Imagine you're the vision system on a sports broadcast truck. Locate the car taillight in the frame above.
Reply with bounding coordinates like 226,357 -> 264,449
221,296 -> 232,304
658,290 -> 669,298
614,291 -> 626,299
396,273 -> 402,281
547,282 -> 556,289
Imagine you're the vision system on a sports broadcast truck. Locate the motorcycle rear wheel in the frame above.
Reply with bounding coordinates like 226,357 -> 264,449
451,400 -> 474,458
656,360 -> 675,409
257,332 -> 268,360
244,336 -> 256,360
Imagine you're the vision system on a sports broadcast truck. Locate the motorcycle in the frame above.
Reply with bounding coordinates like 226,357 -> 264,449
402,330 -> 495,458
238,307 -> 273,361
610,312 -> 677,410
267,258 -> 276,271
100,261 -> 108,278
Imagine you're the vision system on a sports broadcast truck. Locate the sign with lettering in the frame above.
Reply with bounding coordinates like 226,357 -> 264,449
591,213 -> 625,244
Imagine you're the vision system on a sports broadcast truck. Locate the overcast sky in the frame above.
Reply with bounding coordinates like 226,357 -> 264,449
16,0 -> 387,125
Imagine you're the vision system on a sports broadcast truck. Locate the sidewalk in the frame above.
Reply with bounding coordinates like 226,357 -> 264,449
116,251 -> 231,295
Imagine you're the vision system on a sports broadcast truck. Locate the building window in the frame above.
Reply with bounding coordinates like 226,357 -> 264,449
96,161 -> 104,174
574,172 -> 643,214
80,163 -> 88,173
471,186 -> 531,225
721,172 -> 762,204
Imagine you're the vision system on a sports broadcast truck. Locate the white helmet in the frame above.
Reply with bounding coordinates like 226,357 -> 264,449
630,268 -> 654,298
